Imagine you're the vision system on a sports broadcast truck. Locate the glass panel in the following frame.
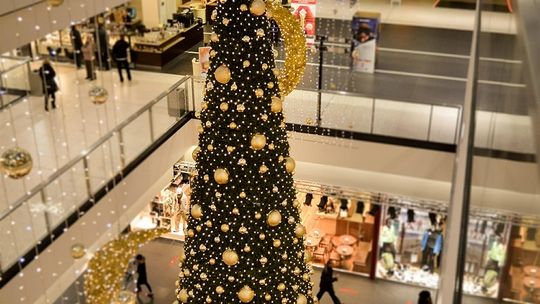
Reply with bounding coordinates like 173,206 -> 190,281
320,93 -> 373,133
121,112 -> 152,165
428,106 -> 460,144
151,88 -> 184,139
372,99 -> 431,140
86,139 -> 118,193
283,90 -> 319,126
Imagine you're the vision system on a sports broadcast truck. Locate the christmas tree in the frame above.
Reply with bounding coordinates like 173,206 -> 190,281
176,0 -> 314,303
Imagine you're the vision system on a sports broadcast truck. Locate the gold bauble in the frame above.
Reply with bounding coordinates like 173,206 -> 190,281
259,165 -> 268,174
211,33 -> 219,42
240,192 -> 247,198
277,283 -> 286,291
259,233 -> 266,240
255,88 -> 264,98
229,122 -> 237,129
244,245 -> 251,252
191,204 -> 203,219
250,0 -> 266,16
268,82 -> 275,89
220,102 -> 229,111
178,289 -> 189,303
273,239 -> 281,247
304,251 -> 312,263
216,286 -> 225,294
0,147 -> 33,179
111,290 -> 137,304
260,257 -> 268,264
238,286 -> 255,303
265,294 -> 271,301
192,146 -> 201,161
47,0 -> 64,6
89,87 -> 108,104
221,224 -> 230,232
223,249 -> 239,266
255,212 -> 261,219
187,229 -> 195,237
215,65 -> 232,84
243,60 -> 251,68
250,133 -> 266,150
209,258 -> 216,265
240,4 -> 248,11
285,157 -> 296,173
271,97 -> 283,113
297,294 -> 308,304
207,144 -> 214,151
227,146 -> 235,153
70,243 -> 86,259
267,210 -> 282,227
214,168 -> 229,184
294,224 -> 306,238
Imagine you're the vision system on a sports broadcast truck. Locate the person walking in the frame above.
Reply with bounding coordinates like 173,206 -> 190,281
38,60 -> 58,111
317,261 -> 342,304
112,35 -> 132,82
135,254 -> 153,298
82,36 -> 96,80
418,290 -> 433,304
70,25 -> 83,68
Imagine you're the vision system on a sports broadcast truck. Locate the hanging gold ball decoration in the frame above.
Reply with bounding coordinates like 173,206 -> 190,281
271,96 -> 283,113
265,294 -> 272,301
111,290 -> 137,304
178,289 -> 189,303
238,285 -> 255,303
89,87 -> 109,104
255,88 -> 264,98
222,249 -> 239,266
0,147 -> 33,179
191,204 -> 203,219
304,251 -> 312,263
277,283 -> 286,291
192,146 -> 201,161
220,102 -> 229,111
215,65 -> 232,84
214,168 -> 229,184
273,239 -> 281,247
266,1 -> 307,96
250,133 -> 266,150
216,286 -> 225,294
285,157 -> 296,173
47,0 -> 64,7
267,210 -> 282,227
70,243 -> 86,259
249,0 -> 266,16
211,33 -> 219,42
240,4 -> 248,11
295,224 -> 306,238
297,294 -> 308,304
221,223 -> 230,232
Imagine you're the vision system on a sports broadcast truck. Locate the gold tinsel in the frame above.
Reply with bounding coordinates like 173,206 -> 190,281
83,228 -> 167,304
266,1 -> 307,96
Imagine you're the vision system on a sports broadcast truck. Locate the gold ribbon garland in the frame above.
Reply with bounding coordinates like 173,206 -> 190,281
266,1 -> 307,96
83,228 -> 168,304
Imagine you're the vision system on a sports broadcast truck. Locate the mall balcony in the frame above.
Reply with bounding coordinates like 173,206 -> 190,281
0,0 -> 538,304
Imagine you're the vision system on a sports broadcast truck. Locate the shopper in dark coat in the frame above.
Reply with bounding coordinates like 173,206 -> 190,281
70,25 -> 83,68
317,261 -> 342,304
112,35 -> 132,82
135,254 -> 153,298
418,290 -> 433,304
38,60 -> 58,111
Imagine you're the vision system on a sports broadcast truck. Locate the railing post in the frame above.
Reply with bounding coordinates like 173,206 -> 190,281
370,98 -> 376,134
40,189 -> 52,238
118,129 -> 127,169
82,157 -> 92,198
149,107 -> 155,142
427,105 -> 434,141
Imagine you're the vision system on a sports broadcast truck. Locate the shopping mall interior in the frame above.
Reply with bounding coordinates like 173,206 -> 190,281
0,0 -> 539,303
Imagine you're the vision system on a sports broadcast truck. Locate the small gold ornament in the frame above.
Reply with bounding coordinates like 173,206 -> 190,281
250,0 -> 266,16
214,168 -> 229,184
196,225 -> 202,232
244,245 -> 251,252
222,18 -> 230,26
240,192 -> 247,198
221,223 -> 230,232
1,147 -> 33,179
267,210 -> 282,227
70,243 -> 85,259
220,102 -> 229,112
209,258 -> 216,265
229,122 -> 237,129
268,143 -> 275,150
260,257 -> 268,264
261,114 -> 268,121
228,276 -> 235,282
215,65 -> 232,84
206,296 -> 212,303
259,233 -> 266,240
240,4 -> 248,11
238,158 -> 247,166
207,144 -> 214,151
251,133 -> 266,150
231,82 -> 238,90
239,226 -> 248,234
255,88 -> 264,98
243,60 -> 251,68
273,239 -> 281,247
259,165 -> 268,174
223,249 -> 239,266
179,289 -> 189,303
295,224 -> 306,238
204,174 -> 210,181
267,82 -> 275,89
271,96 -> 283,113
89,87 -> 108,104
255,212 -> 261,219
304,251 -> 312,263
216,286 -> 225,294
197,124 -> 204,134
277,283 -> 286,291
232,207 -> 240,215
242,36 -> 251,43
265,294 -> 272,301
214,236 -> 221,243
187,229 -> 195,238
297,294 -> 307,304
205,220 -> 213,227
285,157 -> 296,173
237,104 -> 246,112
262,63 -> 269,70
211,33 -> 219,42
211,10 -> 217,21
191,204 -> 203,219
238,285 -> 255,303
210,50 -> 217,57
256,29 -> 265,37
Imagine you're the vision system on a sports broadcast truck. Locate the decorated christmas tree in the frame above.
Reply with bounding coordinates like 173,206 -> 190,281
176,0 -> 312,303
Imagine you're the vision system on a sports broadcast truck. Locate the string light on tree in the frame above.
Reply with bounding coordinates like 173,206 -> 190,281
176,0 -> 313,303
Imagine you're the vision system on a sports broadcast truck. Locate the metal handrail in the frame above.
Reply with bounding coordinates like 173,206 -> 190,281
0,75 -> 191,221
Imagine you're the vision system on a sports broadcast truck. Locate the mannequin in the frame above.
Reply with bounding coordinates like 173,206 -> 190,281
482,235 -> 505,292
380,218 -> 397,275
421,227 -> 443,273
161,188 -> 179,231
174,183 -> 190,232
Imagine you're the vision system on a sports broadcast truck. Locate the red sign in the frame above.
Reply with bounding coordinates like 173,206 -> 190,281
291,0 -> 317,38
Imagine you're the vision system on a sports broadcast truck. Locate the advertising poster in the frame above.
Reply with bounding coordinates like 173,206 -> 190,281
199,46 -> 211,73
351,12 -> 380,73
291,0 -> 317,42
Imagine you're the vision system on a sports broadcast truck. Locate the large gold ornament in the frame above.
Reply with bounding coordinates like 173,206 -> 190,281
285,157 -> 296,173
214,168 -> 229,184
223,249 -> 239,266
249,0 -> 266,16
0,147 -> 33,179
70,243 -> 86,259
266,1 -> 307,96
238,285 -> 255,302
178,288 -> 189,303
89,87 -> 109,104
267,210 -> 282,227
191,204 -> 203,219
192,146 -> 201,161
250,133 -> 266,150
294,224 -> 306,238
215,64 -> 232,84
84,228 -> 167,304
297,294 -> 308,304
271,96 -> 283,113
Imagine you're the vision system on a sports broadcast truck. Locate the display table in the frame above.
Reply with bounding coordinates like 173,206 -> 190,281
132,23 -> 203,68
332,234 -> 357,247
524,266 -> 540,277
336,245 -> 354,258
